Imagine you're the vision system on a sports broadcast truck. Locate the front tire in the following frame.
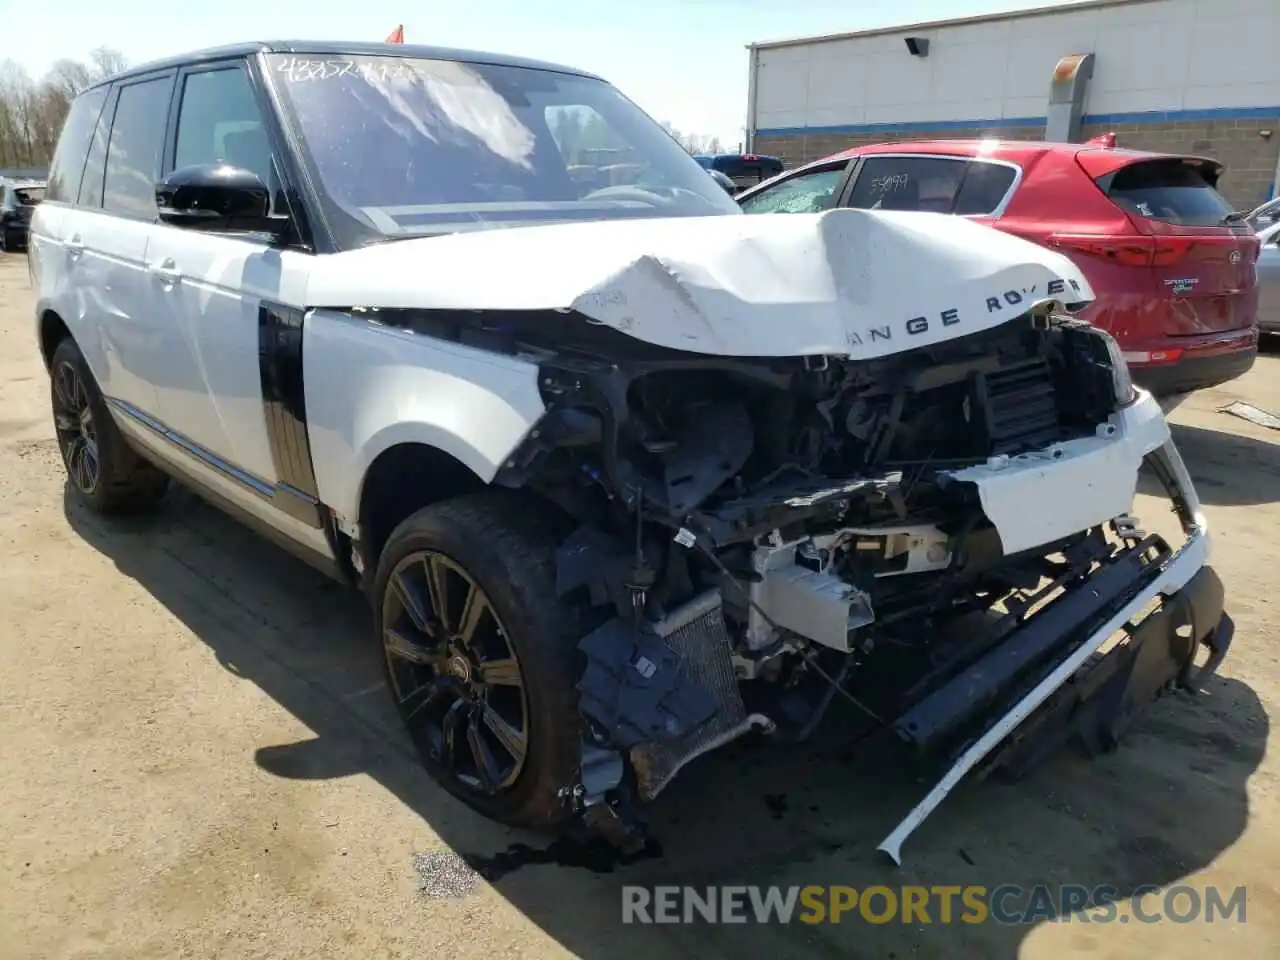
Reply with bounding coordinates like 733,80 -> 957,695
49,338 -> 170,514
372,492 -> 585,829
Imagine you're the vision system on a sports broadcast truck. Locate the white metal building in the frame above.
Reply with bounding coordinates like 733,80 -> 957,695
747,0 -> 1280,208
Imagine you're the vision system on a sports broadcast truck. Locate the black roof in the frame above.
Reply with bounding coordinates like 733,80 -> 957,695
91,40 -> 602,90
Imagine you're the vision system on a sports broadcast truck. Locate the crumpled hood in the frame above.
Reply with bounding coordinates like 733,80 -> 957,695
307,208 -> 1095,359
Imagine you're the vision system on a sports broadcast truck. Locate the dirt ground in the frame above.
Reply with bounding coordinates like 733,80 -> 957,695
2,251 -> 1279,960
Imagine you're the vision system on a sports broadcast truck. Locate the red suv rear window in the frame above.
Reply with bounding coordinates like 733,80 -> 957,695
1096,159 -> 1234,227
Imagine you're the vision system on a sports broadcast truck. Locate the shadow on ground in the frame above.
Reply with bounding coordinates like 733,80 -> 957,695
64,484 -> 1267,960
1134,422 -> 1280,507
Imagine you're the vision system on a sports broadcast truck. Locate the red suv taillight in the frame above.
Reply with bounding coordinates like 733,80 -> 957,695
1047,234 -> 1205,267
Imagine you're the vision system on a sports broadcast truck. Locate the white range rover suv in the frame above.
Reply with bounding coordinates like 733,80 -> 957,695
30,41 -> 1233,862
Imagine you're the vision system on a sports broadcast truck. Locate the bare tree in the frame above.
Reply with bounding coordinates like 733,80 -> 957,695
44,60 -> 93,103
0,48 -> 127,170
87,47 -> 128,83
0,61 -> 36,167
659,121 -> 725,156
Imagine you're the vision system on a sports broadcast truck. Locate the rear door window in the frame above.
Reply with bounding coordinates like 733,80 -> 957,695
103,75 -> 175,218
1101,159 -> 1235,227
953,162 -> 1017,215
847,156 -> 1016,215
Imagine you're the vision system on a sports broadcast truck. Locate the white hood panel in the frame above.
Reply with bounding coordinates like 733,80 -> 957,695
307,209 -> 1094,359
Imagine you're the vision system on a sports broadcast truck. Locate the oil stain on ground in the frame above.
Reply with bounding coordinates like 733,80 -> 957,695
415,835 -> 664,899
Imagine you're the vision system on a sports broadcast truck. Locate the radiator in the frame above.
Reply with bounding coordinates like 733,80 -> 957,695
628,590 -> 759,800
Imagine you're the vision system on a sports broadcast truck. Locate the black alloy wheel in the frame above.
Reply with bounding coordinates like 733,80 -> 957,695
381,550 -> 530,796
52,358 -> 100,495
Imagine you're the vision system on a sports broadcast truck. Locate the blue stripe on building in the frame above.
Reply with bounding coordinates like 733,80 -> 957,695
755,105 -> 1280,139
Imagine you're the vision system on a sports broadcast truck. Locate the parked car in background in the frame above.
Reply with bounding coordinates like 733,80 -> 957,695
1246,196 -> 1280,232
693,152 -> 783,192
0,176 -> 46,251
736,139 -> 1261,403
1257,220 -> 1280,332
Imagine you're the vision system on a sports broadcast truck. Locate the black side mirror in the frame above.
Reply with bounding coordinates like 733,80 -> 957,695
156,163 -> 288,238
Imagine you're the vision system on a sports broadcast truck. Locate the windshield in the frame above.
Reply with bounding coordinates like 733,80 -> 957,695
265,54 -> 739,246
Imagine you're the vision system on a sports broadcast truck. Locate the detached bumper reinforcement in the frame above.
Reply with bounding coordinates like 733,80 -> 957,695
877,437 -> 1215,865
893,541 -> 1157,752
988,570 -> 1228,781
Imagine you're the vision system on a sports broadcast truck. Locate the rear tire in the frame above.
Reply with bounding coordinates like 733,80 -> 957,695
49,337 -> 169,514
372,492 -> 585,829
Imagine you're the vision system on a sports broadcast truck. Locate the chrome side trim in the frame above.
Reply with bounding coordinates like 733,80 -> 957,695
105,396 -> 325,528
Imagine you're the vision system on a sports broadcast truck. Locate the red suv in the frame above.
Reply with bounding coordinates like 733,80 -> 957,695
736,138 -> 1260,401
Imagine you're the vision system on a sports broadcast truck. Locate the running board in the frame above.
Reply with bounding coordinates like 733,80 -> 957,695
876,524 -> 1211,865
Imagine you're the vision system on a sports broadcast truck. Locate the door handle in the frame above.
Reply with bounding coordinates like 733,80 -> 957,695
65,235 -> 84,259
150,257 -> 181,286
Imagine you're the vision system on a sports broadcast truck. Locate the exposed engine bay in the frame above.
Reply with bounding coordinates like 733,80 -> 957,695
444,304 -> 1231,861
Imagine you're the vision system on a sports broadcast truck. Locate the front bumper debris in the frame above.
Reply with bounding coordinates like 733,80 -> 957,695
939,387 -> 1170,556
989,583 -> 1231,780
877,434 -> 1222,865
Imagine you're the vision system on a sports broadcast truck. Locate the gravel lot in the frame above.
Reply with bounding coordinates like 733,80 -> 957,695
2,251 -> 1278,959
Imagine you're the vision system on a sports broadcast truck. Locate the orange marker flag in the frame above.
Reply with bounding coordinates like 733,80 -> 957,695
385,24 -> 404,43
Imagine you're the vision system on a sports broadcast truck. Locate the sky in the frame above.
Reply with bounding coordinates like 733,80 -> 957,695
1,0 -> 1078,148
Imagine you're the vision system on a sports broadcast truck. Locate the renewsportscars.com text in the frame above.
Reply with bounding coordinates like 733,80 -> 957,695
621,884 -> 1247,926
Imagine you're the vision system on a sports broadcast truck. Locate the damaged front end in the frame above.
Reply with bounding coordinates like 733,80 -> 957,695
476,301 -> 1227,861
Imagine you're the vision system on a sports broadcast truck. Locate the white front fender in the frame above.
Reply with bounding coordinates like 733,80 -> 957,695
303,309 -> 546,521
